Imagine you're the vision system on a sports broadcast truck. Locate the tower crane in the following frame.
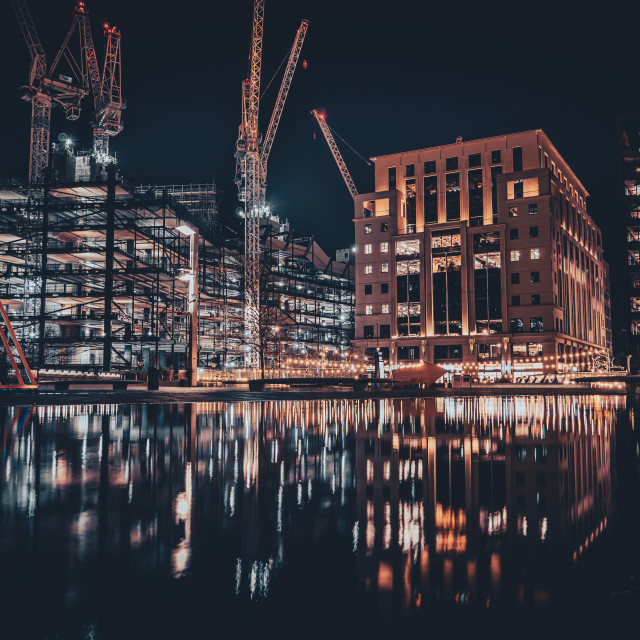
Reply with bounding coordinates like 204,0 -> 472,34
13,1 -> 123,182
12,0 -> 89,183
236,0 -> 308,368
76,1 -> 123,161
311,109 -> 360,199
236,0 -> 265,369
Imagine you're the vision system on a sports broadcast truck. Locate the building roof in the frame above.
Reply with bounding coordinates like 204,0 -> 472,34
371,129 -> 589,198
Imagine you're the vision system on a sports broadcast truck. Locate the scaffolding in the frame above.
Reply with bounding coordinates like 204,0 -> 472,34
0,174 -> 354,377
259,221 -> 354,370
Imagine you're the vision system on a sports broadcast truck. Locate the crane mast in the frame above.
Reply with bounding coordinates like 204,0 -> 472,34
311,109 -> 359,199
77,2 -> 123,160
94,24 -> 123,159
236,0 -> 265,368
236,1 -> 307,368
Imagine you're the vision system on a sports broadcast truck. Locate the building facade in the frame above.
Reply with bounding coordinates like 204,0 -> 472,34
618,117 -> 640,362
353,130 -> 611,380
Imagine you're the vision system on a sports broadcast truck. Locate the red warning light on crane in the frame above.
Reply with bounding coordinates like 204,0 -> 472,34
302,59 -> 308,70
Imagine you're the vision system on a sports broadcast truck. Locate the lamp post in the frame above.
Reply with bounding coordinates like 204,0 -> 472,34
177,225 -> 199,387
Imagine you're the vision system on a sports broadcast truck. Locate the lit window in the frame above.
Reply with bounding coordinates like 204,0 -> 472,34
364,224 -> 372,234
510,250 -> 520,262
381,263 -> 389,273
365,305 -> 373,315
509,206 -> 518,217
365,265 -> 372,274
380,242 -> 389,253
364,244 -> 372,254
530,317 -> 544,332
382,304 -> 390,314
514,181 -> 524,198
530,248 -> 540,260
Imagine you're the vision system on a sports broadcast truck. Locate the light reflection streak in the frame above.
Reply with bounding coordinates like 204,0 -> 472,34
0,394 -> 623,611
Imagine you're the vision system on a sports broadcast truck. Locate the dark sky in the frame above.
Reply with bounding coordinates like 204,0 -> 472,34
1,0 -> 637,335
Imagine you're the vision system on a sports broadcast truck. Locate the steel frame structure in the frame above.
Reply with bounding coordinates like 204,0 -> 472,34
0,179 -> 353,375
0,176 -> 245,373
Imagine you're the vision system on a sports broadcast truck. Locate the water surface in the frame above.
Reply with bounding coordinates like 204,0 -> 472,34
1,395 -> 639,639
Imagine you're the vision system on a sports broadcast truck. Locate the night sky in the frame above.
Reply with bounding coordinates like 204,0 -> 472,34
0,0 -> 636,343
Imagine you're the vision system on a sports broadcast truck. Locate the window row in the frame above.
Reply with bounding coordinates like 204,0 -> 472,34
510,248 -> 540,261
510,318 -> 544,332
511,271 -> 540,284
363,242 -> 389,253
511,294 -> 542,306
363,324 -> 391,339
363,221 -> 389,233
364,283 -> 389,295
364,304 -> 390,315
364,263 -> 389,274
389,149 -> 511,187
509,203 -> 538,216
512,342 -> 543,356
509,226 -> 538,239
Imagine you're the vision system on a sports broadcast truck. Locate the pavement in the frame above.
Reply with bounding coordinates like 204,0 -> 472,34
0,381 -> 625,407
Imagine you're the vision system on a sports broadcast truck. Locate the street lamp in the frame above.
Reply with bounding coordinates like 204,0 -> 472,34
177,224 -> 199,387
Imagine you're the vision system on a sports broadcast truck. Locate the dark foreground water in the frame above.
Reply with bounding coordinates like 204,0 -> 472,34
1,395 -> 639,639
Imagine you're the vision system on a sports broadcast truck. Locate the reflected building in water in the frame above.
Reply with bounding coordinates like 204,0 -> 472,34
354,395 -> 616,616
0,395 -> 622,636
0,401 -> 358,605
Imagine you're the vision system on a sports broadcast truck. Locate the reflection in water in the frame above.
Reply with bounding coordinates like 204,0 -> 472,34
355,396 -> 615,620
0,395 -> 633,638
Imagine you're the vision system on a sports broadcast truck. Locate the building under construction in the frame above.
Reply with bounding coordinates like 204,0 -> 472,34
0,170 -> 354,377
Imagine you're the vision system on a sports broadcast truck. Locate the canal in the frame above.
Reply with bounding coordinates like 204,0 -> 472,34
1,395 -> 639,638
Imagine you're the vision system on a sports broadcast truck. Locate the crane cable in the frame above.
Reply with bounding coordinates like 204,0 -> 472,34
260,46 -> 292,100
325,122 -> 371,166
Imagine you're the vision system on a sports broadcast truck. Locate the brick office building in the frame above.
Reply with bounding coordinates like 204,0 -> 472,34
353,130 -> 611,380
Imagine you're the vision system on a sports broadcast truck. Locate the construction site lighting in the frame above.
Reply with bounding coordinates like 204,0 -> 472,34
176,225 -> 196,236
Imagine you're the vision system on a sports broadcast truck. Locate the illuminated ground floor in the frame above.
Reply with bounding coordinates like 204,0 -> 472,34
355,331 -> 610,381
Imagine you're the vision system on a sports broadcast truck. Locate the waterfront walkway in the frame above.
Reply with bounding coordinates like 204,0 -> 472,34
0,381 -> 624,407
